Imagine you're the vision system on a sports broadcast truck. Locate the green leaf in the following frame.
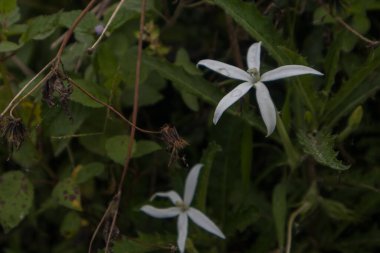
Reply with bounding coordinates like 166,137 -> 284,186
323,47 -> 380,127
79,134 -> 107,156
133,140 -> 161,158
105,135 -> 136,165
60,211 -> 82,238
277,114 -> 299,169
20,12 -> 61,42
297,130 -> 350,171
323,32 -> 344,95
0,41 -> 22,53
320,198 -> 356,221
0,0 -> 17,14
122,0 -> 155,12
0,171 -> 34,233
123,72 -> 165,107
45,104 -> 89,156
180,90 -> 199,111
103,3 -> 140,33
113,235 -> 157,253
240,123 -> 252,189
59,10 -> 97,33
12,139 -> 39,168
175,48 -> 202,76
272,182 -> 287,249
52,178 -> 82,211
196,142 -> 222,211
72,162 -> 105,184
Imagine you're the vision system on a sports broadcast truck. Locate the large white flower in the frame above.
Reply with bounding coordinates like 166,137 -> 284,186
197,42 -> 323,136
140,164 -> 225,253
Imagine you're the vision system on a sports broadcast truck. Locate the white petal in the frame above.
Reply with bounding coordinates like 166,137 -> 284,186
187,208 -> 225,239
213,82 -> 253,124
177,213 -> 188,253
255,82 -> 277,136
197,60 -> 251,82
140,205 -> 181,218
151,191 -> 182,205
184,164 -> 203,206
247,42 -> 261,70
261,65 -> 323,82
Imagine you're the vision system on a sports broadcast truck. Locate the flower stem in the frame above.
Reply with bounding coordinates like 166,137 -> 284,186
88,0 -> 125,53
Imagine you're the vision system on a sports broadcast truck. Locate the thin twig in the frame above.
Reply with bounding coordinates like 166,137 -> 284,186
285,203 -> 310,253
95,0 -> 113,18
54,0 -> 98,69
88,0 -> 125,53
119,0 -> 147,193
88,193 -> 119,253
67,78 -> 160,134
335,17 -> 379,46
87,2 -> 148,252
4,0 -> 98,117
9,72 -> 53,117
51,132 -> 103,139
1,60 -> 54,117
105,1 -> 147,251
316,0 -> 379,47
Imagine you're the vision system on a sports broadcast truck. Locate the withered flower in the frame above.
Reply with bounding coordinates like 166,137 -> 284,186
160,124 -> 189,167
42,71 -> 73,116
0,116 -> 26,152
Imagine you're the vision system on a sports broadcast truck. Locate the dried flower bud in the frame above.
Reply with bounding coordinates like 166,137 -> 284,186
0,117 -> 26,152
42,71 -> 73,118
160,124 -> 189,167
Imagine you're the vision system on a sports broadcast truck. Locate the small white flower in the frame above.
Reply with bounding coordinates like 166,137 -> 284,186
197,42 -> 323,136
140,164 -> 225,253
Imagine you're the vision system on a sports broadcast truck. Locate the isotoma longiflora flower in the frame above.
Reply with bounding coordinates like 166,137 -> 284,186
140,164 -> 225,253
197,41 -> 323,136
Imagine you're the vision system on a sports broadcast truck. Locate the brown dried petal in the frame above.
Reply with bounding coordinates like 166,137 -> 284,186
1,117 -> 26,152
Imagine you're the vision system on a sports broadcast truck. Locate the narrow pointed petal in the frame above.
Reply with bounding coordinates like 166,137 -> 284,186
184,164 -> 203,206
187,208 -> 225,239
177,213 -> 188,253
213,82 -> 253,124
197,60 -> 251,82
141,205 -> 181,218
247,42 -> 261,70
261,65 -> 323,82
255,82 -> 277,136
151,191 -> 182,205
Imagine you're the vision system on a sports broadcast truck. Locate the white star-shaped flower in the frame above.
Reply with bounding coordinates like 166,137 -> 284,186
197,42 -> 323,136
140,164 -> 225,253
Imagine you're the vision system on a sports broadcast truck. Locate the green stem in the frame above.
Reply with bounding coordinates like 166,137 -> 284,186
276,113 -> 299,170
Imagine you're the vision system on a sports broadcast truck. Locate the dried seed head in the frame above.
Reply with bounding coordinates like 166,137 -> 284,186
160,124 -> 189,167
42,71 -> 73,117
0,117 -> 26,152
160,124 -> 189,150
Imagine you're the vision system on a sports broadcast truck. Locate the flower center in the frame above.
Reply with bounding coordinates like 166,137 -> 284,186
247,68 -> 260,81
176,201 -> 189,212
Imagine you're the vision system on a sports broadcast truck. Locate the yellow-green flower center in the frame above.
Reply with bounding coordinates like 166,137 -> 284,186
247,68 -> 260,81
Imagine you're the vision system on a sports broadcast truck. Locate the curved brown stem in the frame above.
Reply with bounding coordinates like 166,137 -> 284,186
67,78 -> 160,135
54,0 -> 98,69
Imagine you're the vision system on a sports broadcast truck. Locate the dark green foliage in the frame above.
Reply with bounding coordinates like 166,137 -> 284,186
0,0 -> 380,253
